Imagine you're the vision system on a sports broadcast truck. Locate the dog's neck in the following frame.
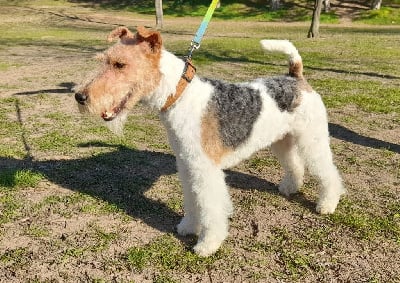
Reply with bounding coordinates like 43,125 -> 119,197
144,50 -> 189,111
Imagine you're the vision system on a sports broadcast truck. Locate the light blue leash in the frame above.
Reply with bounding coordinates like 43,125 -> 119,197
161,0 -> 220,111
188,0 -> 220,58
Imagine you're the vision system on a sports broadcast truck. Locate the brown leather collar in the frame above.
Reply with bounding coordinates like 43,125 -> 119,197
161,59 -> 196,112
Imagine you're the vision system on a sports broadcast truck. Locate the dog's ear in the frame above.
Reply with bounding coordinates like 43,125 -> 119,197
136,26 -> 162,54
107,27 -> 134,43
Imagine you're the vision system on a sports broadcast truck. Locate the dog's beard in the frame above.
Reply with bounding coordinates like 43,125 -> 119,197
103,110 -> 128,136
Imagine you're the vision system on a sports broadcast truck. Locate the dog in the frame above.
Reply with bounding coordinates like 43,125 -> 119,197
74,26 -> 345,256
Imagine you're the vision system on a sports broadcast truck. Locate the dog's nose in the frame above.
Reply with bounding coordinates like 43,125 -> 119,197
75,92 -> 88,105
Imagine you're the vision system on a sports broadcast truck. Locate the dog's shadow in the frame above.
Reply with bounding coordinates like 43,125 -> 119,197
2,142 -> 316,235
1,143 -> 176,232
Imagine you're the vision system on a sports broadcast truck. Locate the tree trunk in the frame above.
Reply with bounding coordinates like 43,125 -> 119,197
370,0 -> 382,9
155,0 -> 163,29
323,0 -> 331,12
270,0 -> 280,10
308,0 -> 323,38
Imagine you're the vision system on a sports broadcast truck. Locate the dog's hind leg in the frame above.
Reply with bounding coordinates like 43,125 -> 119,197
271,134 -> 305,196
295,118 -> 345,214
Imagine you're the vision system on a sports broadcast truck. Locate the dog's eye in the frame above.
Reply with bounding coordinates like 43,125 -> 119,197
113,62 -> 125,69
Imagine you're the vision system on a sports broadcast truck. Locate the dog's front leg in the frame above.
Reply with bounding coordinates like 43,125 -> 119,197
176,157 -> 201,236
176,158 -> 233,256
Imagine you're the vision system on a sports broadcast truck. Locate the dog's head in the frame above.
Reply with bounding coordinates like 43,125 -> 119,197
74,26 -> 162,134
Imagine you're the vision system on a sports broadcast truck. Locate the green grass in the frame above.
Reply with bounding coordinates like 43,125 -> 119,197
0,25 -> 107,50
246,155 -> 280,171
0,169 -> 43,189
247,226 -> 332,280
3,0 -> 396,24
126,234 -> 224,272
4,0 -> 71,6
0,169 -> 43,225
356,7 -> 400,24
0,62 -> 21,71
318,79 -> 400,114
25,224 -> 50,238
32,193 -> 124,218
0,192 -> 22,224
0,247 -> 32,270
320,12 -> 340,24
330,198 -> 400,242
88,223 -> 119,252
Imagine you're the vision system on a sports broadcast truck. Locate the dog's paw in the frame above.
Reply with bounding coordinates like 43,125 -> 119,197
193,239 -> 221,257
316,200 -> 338,214
177,216 -> 199,236
316,188 -> 344,214
278,175 -> 299,196
193,229 -> 227,257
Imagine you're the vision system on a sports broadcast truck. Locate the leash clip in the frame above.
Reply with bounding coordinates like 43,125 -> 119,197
187,41 -> 200,59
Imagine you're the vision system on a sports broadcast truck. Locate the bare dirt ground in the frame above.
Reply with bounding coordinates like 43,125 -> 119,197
0,2 -> 399,282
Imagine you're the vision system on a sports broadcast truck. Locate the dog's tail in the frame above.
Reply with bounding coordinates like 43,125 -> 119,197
260,40 -> 303,79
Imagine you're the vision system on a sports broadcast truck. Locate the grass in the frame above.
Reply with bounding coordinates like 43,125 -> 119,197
192,33 -> 400,115
0,0 -> 399,282
0,169 -> 43,189
3,0 -> 396,24
329,198 -> 400,242
126,234 -> 223,272
0,247 -> 32,270
25,224 -> 50,238
246,226 -> 333,280
0,62 -> 21,71
355,7 -> 400,24
32,193 -> 123,218
0,192 -> 22,224
316,79 -> 400,113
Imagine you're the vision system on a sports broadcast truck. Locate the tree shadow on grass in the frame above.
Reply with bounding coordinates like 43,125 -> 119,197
67,0 -> 270,18
193,50 -> 400,80
13,82 -> 75,96
329,123 -> 400,153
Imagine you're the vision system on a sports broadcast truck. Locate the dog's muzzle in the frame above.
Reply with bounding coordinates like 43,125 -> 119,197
75,92 -> 88,105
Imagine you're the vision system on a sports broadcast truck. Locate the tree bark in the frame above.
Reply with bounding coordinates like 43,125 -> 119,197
323,0 -> 331,12
155,0 -> 163,29
270,0 -> 280,10
308,0 -> 323,38
370,0 -> 382,10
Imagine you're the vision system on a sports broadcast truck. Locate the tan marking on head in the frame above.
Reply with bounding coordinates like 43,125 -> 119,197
134,26 -> 162,74
107,26 -> 135,44
136,26 -> 162,54
76,26 -> 163,120
201,108 -> 232,165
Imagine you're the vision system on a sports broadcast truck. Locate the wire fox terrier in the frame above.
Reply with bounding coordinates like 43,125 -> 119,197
74,26 -> 345,256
